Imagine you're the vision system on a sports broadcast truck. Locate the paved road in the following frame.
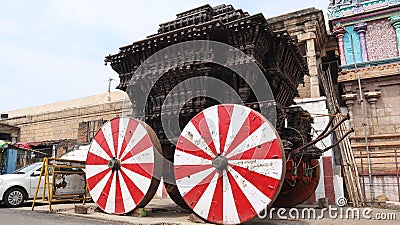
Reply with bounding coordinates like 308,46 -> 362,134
0,200 -> 399,225
0,207 -> 129,225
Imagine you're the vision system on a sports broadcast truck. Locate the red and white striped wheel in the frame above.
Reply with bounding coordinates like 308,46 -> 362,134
86,117 -> 161,215
174,104 -> 285,224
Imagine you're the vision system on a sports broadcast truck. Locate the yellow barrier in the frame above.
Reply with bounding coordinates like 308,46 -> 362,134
31,157 -> 88,212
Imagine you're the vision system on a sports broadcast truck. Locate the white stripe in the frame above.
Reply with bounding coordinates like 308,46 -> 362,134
202,106 -> 220,155
222,170 -> 241,224
85,165 -> 109,179
119,123 -> 147,160
226,122 -> 276,159
180,122 -> 215,158
101,121 -> 116,158
315,159 -> 325,200
223,105 -> 250,155
229,159 -> 283,180
122,146 -> 154,164
120,167 -> 151,192
174,150 -> 213,166
192,172 -> 219,220
89,170 -> 112,203
118,171 -> 136,212
89,139 -> 111,161
176,167 -> 215,196
104,172 -> 116,213
227,166 -> 272,214
117,118 -> 130,158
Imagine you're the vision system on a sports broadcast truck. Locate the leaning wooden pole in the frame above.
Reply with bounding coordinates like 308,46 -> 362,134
319,65 -> 364,207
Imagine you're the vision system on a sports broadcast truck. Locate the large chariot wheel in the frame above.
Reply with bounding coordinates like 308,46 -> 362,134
174,104 -> 285,224
86,117 -> 162,215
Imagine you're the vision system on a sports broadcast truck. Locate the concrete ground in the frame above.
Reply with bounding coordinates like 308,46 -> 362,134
3,198 -> 399,225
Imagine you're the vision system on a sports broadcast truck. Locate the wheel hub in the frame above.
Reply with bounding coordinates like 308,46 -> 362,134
212,155 -> 228,170
108,157 -> 121,171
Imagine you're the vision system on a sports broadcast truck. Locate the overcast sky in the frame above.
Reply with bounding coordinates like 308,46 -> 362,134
0,0 -> 329,112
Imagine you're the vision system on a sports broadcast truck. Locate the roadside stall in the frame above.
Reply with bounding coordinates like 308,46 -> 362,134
0,141 -> 44,174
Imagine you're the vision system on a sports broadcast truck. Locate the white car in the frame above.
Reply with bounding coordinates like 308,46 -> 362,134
0,162 -> 47,207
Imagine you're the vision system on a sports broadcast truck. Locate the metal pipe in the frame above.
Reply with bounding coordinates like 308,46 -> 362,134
316,113 -> 336,140
292,114 -> 349,153
360,150 -> 367,203
322,128 -> 354,152
395,148 -> 400,202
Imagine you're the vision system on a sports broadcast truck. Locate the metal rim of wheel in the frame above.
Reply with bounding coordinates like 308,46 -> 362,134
7,190 -> 24,206
174,104 -> 285,224
86,117 -> 161,215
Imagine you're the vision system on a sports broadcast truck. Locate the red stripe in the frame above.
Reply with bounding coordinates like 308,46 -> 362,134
118,119 -> 139,158
323,156 -> 335,204
228,139 -> 281,160
94,128 -> 114,159
191,112 -> 218,156
114,171 -> 125,214
182,170 -> 217,208
227,171 -> 256,222
122,163 -> 153,179
174,165 -> 214,180
218,104 -> 234,155
87,168 -> 111,190
224,111 -> 264,157
120,135 -> 153,162
176,136 -> 213,161
95,171 -> 115,211
86,152 -> 109,165
230,164 -> 280,200
110,118 -> 120,158
207,172 -> 223,222
120,169 -> 145,205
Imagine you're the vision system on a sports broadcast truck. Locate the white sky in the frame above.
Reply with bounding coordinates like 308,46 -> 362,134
0,0 -> 329,112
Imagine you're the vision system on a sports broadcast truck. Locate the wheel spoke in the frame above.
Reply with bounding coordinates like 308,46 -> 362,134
223,110 -> 264,157
230,164 -> 281,200
191,110 -> 219,156
119,123 -> 148,161
178,122 -> 216,159
217,104 -> 234,156
110,118 -> 120,158
207,172 -> 223,222
118,118 -> 139,158
225,122 -> 276,159
227,166 -> 272,213
228,139 -> 280,161
94,122 -> 115,159
222,170 -> 240,224
176,136 -> 214,161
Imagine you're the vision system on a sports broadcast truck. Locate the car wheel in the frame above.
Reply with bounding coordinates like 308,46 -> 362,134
4,187 -> 25,207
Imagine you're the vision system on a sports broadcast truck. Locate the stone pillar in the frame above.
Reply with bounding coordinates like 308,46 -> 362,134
365,91 -> 381,135
354,22 -> 368,62
333,26 -> 347,65
342,93 -> 357,129
306,37 -> 320,98
298,29 -> 321,98
390,15 -> 400,55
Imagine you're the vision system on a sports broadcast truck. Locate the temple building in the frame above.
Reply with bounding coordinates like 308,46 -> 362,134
329,0 -> 400,202
267,8 -> 344,204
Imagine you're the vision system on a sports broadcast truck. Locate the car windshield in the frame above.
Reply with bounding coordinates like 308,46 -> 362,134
11,163 -> 41,174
